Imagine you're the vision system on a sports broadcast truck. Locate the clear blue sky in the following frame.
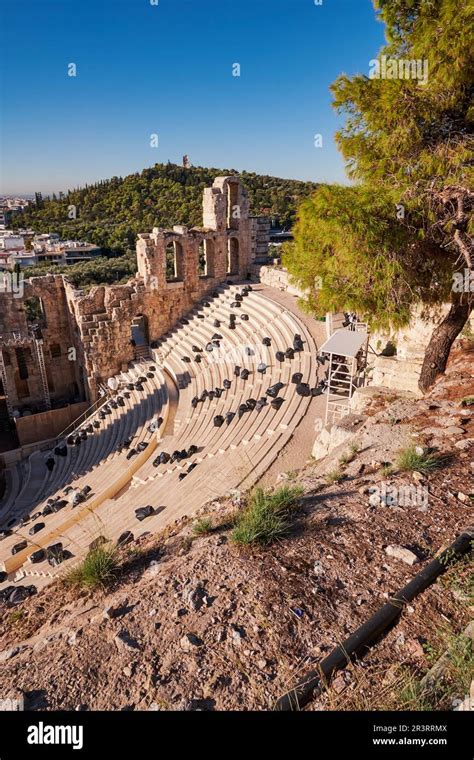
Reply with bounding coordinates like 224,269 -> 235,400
0,0 -> 386,195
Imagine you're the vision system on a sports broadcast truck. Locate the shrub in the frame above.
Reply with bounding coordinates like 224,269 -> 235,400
64,545 -> 118,589
192,517 -> 213,535
339,449 -> 357,465
325,467 -> 344,483
180,536 -> 194,553
8,609 -> 25,625
396,446 -> 442,474
231,485 -> 303,546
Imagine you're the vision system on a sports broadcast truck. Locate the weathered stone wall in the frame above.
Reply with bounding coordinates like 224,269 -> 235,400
250,217 -> 271,262
251,263 -> 309,298
15,401 -> 88,447
0,276 -> 81,411
138,176 -> 251,285
369,304 -> 453,361
65,176 -> 255,400
366,306 -> 474,394
1,176 -> 258,409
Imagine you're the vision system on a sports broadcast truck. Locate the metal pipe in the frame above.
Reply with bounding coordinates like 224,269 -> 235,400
54,394 -> 109,444
275,526 -> 473,711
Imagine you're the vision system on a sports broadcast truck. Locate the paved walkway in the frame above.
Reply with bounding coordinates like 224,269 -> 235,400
254,284 -> 327,485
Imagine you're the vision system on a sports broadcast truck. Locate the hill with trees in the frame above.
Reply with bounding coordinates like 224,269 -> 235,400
14,163 -> 318,260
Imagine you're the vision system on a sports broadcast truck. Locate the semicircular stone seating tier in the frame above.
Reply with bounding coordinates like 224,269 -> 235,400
0,365 -> 169,580
0,284 -> 317,584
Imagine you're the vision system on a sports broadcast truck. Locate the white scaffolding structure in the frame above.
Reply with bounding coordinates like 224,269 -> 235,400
319,329 -> 369,425
33,336 -> 52,411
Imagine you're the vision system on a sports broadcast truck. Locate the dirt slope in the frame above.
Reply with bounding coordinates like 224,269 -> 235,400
0,344 -> 472,711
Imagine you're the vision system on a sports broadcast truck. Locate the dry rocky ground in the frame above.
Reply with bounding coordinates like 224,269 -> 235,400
0,342 -> 472,712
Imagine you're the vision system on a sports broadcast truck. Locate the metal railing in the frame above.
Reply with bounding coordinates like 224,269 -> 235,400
54,393 -> 110,444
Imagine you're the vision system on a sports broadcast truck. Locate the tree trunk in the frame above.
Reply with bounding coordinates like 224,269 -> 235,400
418,298 -> 472,393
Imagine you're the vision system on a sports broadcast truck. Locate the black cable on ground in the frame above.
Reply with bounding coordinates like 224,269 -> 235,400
275,526 -> 474,711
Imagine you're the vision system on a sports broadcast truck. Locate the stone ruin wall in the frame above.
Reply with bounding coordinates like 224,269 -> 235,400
0,176 -> 260,410
67,176 -> 252,400
0,275 -> 82,410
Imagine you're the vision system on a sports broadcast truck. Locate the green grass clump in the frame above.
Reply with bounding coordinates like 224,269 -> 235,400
396,446 -> 442,474
339,442 -> 360,466
325,467 -> 344,483
461,395 -> 474,407
394,671 -> 434,711
192,517 -> 213,536
339,453 -> 351,465
64,546 -> 118,589
231,485 -> 303,546
8,609 -> 25,625
180,536 -> 194,553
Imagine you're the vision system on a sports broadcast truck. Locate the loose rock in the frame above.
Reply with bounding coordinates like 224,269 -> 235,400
385,545 -> 419,566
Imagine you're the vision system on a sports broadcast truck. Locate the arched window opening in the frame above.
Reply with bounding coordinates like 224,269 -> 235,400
198,241 -> 207,277
205,238 -> 215,277
198,239 -> 215,278
165,241 -> 184,282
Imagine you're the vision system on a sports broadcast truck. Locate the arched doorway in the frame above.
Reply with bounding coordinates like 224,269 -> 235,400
131,314 -> 150,360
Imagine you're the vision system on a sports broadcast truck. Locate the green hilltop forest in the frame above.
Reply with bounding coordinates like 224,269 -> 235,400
13,163 -> 318,287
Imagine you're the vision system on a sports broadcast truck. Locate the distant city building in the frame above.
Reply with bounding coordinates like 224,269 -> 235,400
32,236 -> 102,264
0,208 -> 13,227
8,250 -> 37,267
0,233 -> 25,251
0,251 -> 11,269
33,233 -> 61,248
0,196 -> 31,227
0,230 -> 102,269
59,241 -> 102,264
